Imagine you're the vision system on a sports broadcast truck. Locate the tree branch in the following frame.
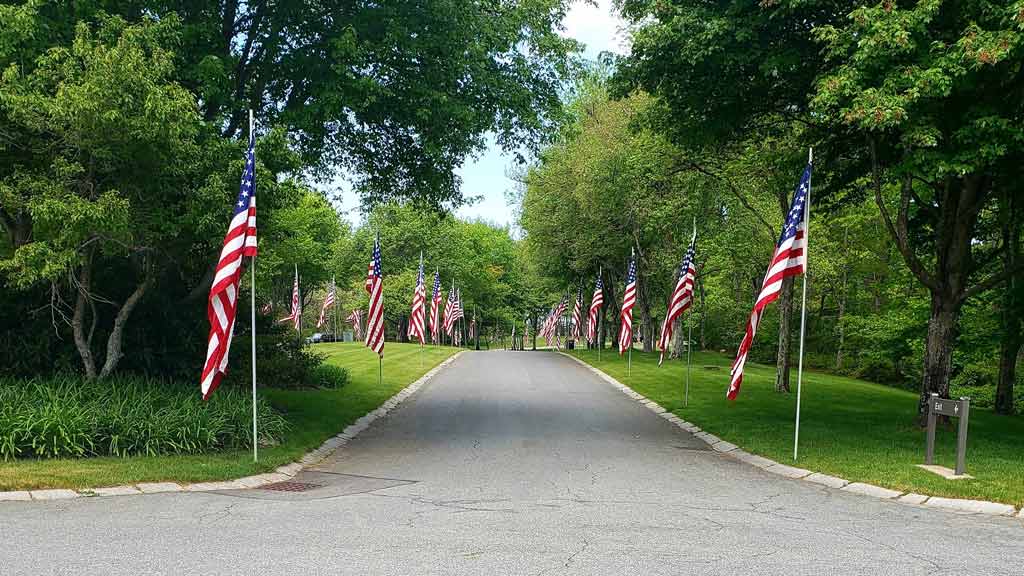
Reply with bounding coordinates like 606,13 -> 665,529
869,137 -> 938,292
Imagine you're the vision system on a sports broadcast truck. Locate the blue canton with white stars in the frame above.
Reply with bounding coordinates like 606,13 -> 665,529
432,271 -> 441,299
778,163 -> 811,245
626,258 -> 636,285
371,238 -> 382,277
235,132 -> 255,216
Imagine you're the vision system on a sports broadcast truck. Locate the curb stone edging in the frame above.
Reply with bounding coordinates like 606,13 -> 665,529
558,352 -> 1023,521
1,351 -> 464,504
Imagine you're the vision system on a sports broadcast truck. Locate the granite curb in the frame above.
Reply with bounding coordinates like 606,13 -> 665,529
1,351 -> 464,504
559,352 -> 1022,521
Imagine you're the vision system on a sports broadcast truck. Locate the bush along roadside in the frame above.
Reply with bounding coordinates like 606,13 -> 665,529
0,375 -> 289,460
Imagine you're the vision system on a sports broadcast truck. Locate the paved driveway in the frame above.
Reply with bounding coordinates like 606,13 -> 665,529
2,351 -> 1021,575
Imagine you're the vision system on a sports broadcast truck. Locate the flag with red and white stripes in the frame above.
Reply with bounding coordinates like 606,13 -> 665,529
200,130 -> 257,400
618,253 -> 637,355
443,283 -> 458,336
587,271 -> 603,345
571,286 -> 583,342
728,162 -> 811,400
364,235 -> 384,357
278,267 -> 301,331
408,254 -> 426,345
347,309 -> 363,340
317,278 -> 336,329
429,269 -> 442,344
658,230 -> 697,365
543,295 -> 568,347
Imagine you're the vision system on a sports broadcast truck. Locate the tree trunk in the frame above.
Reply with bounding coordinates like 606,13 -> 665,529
835,265 -> 849,371
98,275 -> 152,378
996,189 -> 1021,415
774,276 -> 794,393
71,259 -> 98,380
671,316 -> 685,359
919,294 -> 958,417
996,324 -> 1021,415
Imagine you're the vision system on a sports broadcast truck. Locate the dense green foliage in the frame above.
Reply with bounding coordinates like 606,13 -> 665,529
520,67 -> 1022,414
515,0 -> 1024,415
0,375 -> 288,460
0,342 -> 454,490
0,0 -> 576,386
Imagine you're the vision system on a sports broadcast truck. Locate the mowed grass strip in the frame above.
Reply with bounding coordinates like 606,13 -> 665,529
567,347 -> 1024,508
0,342 -> 457,491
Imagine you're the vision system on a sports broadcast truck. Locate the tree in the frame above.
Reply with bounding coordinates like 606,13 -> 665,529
23,0 -> 581,209
0,14 -> 204,378
812,0 -> 1024,415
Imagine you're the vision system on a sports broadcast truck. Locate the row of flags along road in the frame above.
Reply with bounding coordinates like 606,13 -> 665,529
200,128 -> 813,456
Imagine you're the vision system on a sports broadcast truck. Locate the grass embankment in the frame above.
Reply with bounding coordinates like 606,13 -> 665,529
0,342 -> 457,491
568,347 -> 1024,508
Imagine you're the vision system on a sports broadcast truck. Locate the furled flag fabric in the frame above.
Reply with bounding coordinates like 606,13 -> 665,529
728,162 -> 811,400
429,269 -> 442,344
408,255 -> 426,344
364,236 -> 385,357
445,286 -> 464,336
657,230 -> 698,365
619,254 -> 637,355
200,129 -> 258,400
540,306 -> 555,345
317,278 -> 336,329
587,272 -> 603,345
571,286 -> 583,342
544,296 -> 568,347
347,309 -> 363,340
442,282 -> 456,336
278,266 -> 301,331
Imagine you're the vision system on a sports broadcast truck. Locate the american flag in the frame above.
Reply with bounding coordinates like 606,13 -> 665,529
544,295 -> 568,347
278,266 -> 301,331
619,253 -> 637,355
541,307 -> 554,346
429,269 -> 442,344
452,289 -> 464,324
408,254 -> 426,345
317,277 -> 336,329
571,286 -> 583,342
364,235 -> 384,357
347,309 -> 363,340
200,129 -> 257,400
587,271 -> 603,345
728,162 -> 811,400
658,230 -> 697,365
442,281 -> 455,335
469,318 -> 476,342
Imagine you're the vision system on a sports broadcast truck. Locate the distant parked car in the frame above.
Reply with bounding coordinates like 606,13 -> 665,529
306,332 -> 324,344
321,332 -> 337,342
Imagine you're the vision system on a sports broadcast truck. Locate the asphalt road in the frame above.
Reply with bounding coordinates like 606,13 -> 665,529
3,351 -> 1022,575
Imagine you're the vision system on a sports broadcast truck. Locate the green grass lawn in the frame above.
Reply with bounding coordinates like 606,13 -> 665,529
566,346 -> 1024,508
0,342 -> 457,491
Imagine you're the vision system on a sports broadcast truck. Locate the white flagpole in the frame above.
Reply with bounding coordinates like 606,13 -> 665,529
249,109 -> 258,463
685,219 -> 696,408
794,147 -> 812,461
627,250 -> 633,378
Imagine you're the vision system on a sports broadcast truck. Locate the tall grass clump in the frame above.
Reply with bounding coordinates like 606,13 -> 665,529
0,375 -> 288,460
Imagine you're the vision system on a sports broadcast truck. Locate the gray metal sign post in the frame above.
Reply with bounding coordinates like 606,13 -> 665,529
924,393 -> 970,476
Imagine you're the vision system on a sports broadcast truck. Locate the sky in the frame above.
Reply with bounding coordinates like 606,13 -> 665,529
332,0 -> 628,229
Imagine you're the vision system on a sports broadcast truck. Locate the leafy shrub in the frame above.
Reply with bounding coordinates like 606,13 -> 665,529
312,364 -> 349,389
231,319 -> 326,389
0,375 -> 288,460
